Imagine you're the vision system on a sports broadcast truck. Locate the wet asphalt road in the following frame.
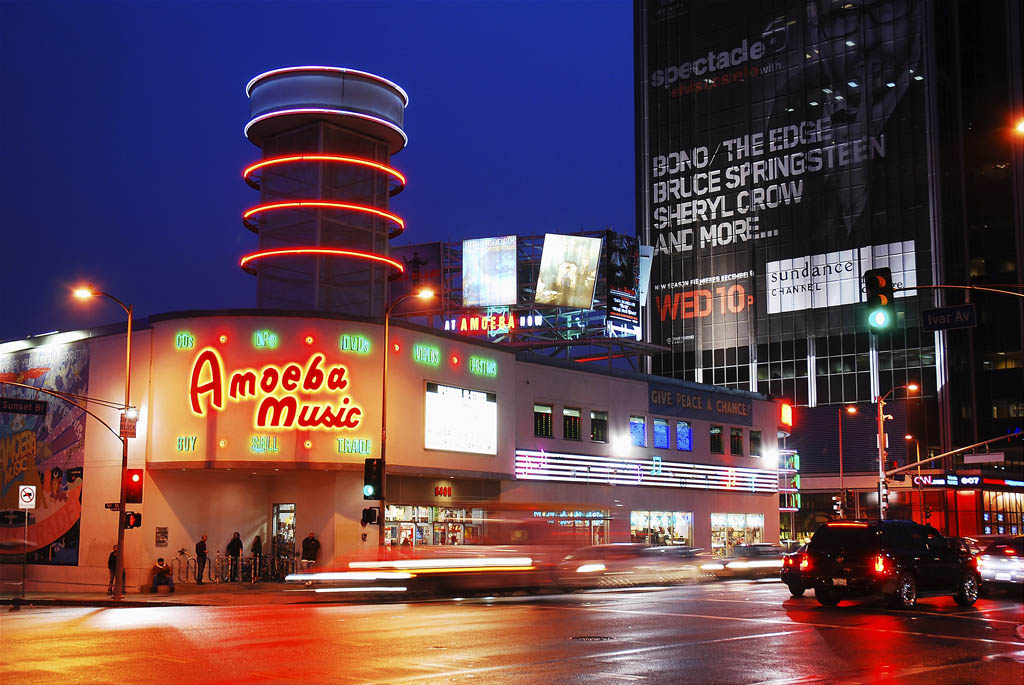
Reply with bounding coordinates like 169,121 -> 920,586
2,580 -> 1022,684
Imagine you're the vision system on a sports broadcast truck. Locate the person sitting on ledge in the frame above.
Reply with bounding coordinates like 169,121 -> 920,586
151,557 -> 175,593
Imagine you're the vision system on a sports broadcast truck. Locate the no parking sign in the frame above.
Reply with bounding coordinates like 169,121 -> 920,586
18,485 -> 36,509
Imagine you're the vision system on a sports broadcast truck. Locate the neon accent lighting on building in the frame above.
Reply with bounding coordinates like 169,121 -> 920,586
240,248 -> 404,274
242,201 -> 405,235
243,108 -> 409,149
514,450 -> 778,493
243,155 -> 406,194
245,66 -> 410,104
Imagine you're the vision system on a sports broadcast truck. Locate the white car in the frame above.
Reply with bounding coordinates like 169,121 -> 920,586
977,537 -> 1024,594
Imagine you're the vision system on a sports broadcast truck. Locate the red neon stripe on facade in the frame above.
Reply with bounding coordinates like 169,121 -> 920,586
239,248 -> 404,273
243,155 -> 406,187
243,201 -> 405,231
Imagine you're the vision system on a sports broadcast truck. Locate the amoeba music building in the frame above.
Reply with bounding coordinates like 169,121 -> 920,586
0,310 -> 784,591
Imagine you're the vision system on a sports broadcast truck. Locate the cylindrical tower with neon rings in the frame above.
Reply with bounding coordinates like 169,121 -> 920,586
241,66 -> 408,317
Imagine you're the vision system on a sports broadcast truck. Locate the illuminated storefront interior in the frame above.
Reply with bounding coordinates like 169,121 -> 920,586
630,510 -> 693,546
710,513 -> 764,557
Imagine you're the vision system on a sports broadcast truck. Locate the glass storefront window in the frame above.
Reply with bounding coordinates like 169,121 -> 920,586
749,430 -> 762,457
730,428 -> 743,455
630,510 -> 693,546
630,416 -> 647,447
710,512 -> 764,557
710,425 -> 724,453
384,505 -> 486,548
676,421 -> 692,451
563,407 -> 582,440
591,410 -> 608,442
653,418 -> 670,449
534,404 -> 553,437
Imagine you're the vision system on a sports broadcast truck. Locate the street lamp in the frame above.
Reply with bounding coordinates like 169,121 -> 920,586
838,405 -> 858,497
904,433 -> 926,524
378,288 -> 435,551
74,285 -> 133,599
876,382 -> 918,519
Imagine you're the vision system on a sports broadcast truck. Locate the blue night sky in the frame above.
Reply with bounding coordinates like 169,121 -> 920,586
0,0 -> 634,341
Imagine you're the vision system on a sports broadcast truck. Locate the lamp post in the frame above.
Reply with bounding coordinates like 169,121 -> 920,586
905,434 -> 922,522
74,286 -> 133,599
838,405 -> 858,494
378,289 -> 435,551
876,382 -> 918,520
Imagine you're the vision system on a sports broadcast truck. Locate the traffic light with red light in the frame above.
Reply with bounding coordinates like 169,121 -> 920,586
863,267 -> 895,330
124,511 -> 142,529
125,468 -> 144,504
780,402 -> 793,428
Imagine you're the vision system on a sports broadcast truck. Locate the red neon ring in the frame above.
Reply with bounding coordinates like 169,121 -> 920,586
240,248 -> 404,273
243,155 -> 406,191
243,200 -> 405,236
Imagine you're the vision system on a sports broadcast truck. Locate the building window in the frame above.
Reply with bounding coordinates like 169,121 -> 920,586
629,416 -> 647,447
590,410 -> 608,442
710,425 -> 724,454
730,428 -> 744,456
630,511 -> 693,546
653,418 -> 670,449
534,404 -> 552,437
676,421 -> 692,451
749,430 -> 762,457
710,513 -> 764,557
563,408 -> 581,440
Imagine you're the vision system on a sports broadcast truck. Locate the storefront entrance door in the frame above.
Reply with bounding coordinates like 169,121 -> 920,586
272,503 -> 296,560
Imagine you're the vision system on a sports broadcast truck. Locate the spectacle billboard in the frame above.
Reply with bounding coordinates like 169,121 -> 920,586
638,0 -> 930,354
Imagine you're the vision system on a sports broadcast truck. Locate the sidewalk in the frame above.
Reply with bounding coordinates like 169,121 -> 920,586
1,581 -> 316,608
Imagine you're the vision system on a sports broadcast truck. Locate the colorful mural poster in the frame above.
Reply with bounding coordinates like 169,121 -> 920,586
0,342 -> 89,565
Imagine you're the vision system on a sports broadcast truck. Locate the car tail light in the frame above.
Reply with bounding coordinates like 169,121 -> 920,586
1005,548 -> 1018,556
799,555 -> 809,571
783,556 -> 794,568
873,554 -> 889,574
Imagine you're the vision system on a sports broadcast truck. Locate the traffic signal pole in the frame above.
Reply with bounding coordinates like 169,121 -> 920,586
113,303 -> 132,600
877,395 -> 888,520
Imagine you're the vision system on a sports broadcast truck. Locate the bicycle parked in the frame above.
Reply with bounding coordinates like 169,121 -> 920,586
173,547 -> 215,583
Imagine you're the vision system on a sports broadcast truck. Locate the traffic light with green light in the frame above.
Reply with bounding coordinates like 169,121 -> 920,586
863,267 -> 895,330
363,458 -> 383,500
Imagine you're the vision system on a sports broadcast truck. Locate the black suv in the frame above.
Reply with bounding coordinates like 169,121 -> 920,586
803,520 -> 980,609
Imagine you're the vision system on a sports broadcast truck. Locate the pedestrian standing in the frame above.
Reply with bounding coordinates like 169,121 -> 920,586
227,532 -> 243,581
251,535 -> 263,581
300,532 -> 320,570
195,534 -> 208,584
107,544 -> 124,595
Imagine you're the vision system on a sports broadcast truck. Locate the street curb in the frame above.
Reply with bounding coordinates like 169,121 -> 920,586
3,598 -> 205,609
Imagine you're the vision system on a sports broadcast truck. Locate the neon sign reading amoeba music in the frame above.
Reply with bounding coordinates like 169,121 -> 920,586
189,349 -> 362,430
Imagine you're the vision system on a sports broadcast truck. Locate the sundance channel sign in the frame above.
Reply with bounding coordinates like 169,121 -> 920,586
764,241 -> 916,315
